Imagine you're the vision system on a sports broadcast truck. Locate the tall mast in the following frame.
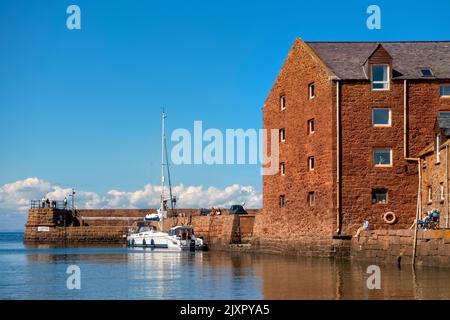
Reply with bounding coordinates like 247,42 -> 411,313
165,123 -> 175,217
160,111 -> 166,231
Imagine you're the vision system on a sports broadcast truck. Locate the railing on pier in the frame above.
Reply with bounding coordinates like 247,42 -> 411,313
30,200 -> 67,210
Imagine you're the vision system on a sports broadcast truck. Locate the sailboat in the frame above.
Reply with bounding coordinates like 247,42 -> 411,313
126,111 -> 207,250
126,111 -> 172,248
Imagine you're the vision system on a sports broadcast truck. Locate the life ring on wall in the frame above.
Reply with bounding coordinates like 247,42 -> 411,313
382,211 -> 398,225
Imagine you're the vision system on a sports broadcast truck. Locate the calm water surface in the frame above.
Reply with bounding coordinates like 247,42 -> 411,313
1,232 -> 450,300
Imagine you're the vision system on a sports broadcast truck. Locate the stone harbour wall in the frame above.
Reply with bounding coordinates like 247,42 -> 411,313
23,208 -> 258,249
251,213 -> 350,257
23,208 -> 450,268
24,226 -> 128,244
352,229 -> 450,267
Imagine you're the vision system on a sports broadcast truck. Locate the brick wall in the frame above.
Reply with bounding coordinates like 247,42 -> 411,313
421,147 -> 450,228
258,38 -> 450,247
255,39 -> 337,250
340,80 -> 450,233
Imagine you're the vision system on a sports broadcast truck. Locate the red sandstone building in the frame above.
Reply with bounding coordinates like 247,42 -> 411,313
419,112 -> 450,229
261,39 -> 450,240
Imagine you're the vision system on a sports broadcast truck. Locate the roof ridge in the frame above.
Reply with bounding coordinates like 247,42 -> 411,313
306,41 -> 450,43
306,40 -> 450,80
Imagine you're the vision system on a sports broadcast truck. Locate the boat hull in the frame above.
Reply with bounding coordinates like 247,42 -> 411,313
127,231 -> 169,248
167,237 -> 208,251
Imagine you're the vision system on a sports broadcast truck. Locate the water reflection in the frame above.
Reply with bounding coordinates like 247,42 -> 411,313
258,256 -> 450,299
1,234 -> 450,299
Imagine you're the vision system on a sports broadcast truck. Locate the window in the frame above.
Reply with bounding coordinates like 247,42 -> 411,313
371,64 -> 389,90
436,134 -> 441,163
280,95 -> 286,111
279,128 -> 285,142
428,186 -> 433,203
440,85 -> 450,97
372,108 -> 391,126
372,189 -> 388,204
420,68 -> 434,77
308,156 -> 315,171
280,162 -> 285,176
309,83 -> 315,99
308,119 -> 315,134
440,182 -> 445,202
308,192 -> 316,207
373,148 -> 392,166
279,195 -> 286,208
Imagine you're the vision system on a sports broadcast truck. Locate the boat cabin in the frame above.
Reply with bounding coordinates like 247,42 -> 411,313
169,226 -> 195,240
129,221 -> 158,233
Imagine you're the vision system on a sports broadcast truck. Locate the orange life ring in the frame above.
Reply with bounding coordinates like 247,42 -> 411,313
382,211 -> 397,225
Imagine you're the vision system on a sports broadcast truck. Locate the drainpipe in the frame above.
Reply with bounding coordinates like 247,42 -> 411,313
412,158 -> 422,266
404,80 -> 408,158
403,80 -> 419,161
336,79 -> 341,234
403,80 -> 418,162
446,145 -> 449,228
403,79 -> 424,265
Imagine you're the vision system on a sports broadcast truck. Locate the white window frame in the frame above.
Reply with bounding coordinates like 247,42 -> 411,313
308,156 -> 315,171
436,134 -> 441,164
373,148 -> 393,167
280,128 -> 285,142
371,64 -> 390,91
372,108 -> 392,127
440,85 -> 450,97
440,182 -> 445,202
308,118 -> 315,134
309,83 -> 315,99
280,162 -> 285,176
280,95 -> 286,111
428,186 -> 433,204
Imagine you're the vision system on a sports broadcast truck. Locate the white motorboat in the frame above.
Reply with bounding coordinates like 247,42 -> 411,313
167,225 -> 207,251
127,220 -> 168,248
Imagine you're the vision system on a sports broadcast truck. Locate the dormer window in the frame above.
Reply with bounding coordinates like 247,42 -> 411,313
371,64 -> 390,90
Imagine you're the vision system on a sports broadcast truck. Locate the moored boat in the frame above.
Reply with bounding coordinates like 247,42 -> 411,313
127,219 -> 169,248
167,225 -> 207,251
126,111 -> 207,250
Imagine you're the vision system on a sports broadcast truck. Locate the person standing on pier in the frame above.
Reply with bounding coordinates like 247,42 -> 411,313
64,197 -> 68,209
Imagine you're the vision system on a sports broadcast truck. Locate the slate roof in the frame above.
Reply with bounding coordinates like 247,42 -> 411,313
306,41 -> 450,80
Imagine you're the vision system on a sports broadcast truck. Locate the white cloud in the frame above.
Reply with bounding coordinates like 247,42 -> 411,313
0,178 -> 52,213
0,178 -> 262,230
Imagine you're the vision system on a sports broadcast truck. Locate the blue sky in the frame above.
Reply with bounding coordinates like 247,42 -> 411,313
0,0 -> 449,229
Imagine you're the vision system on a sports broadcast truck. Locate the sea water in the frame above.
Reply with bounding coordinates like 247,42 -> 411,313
1,232 -> 450,300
